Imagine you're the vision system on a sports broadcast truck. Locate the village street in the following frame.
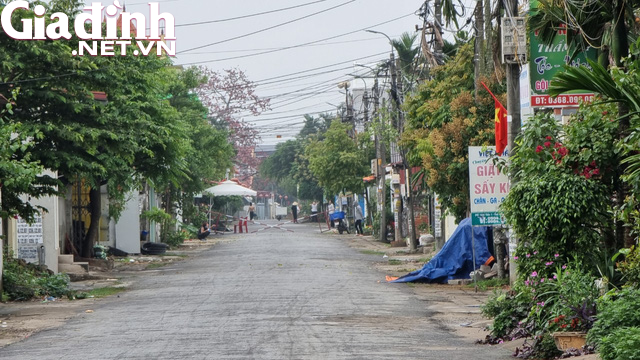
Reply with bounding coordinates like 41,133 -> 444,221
0,221 -> 512,360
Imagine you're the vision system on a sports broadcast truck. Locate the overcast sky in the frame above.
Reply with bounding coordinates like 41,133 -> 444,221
88,0 -> 475,145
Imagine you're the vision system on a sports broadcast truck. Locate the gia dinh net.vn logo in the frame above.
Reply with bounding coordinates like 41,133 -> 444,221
1,1 -> 176,57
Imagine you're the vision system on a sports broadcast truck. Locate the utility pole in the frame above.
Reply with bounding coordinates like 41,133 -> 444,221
395,65 -> 418,250
431,0 -> 446,251
387,52 -> 405,245
505,0 -> 521,283
373,75 -> 387,242
363,90 -> 369,124
474,0 -> 485,99
433,0 -> 443,62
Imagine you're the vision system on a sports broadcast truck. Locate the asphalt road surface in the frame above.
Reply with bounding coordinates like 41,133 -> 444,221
0,220 -> 512,359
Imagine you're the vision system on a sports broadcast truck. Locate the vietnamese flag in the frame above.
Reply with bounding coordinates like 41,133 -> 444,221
494,100 -> 508,155
481,82 -> 508,155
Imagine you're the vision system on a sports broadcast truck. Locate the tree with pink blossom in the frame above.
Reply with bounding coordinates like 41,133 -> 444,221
194,67 -> 270,185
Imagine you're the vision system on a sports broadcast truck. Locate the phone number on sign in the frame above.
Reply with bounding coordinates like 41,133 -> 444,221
531,94 -> 594,107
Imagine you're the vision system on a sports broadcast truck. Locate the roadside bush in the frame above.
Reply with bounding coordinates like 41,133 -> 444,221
481,290 -> 531,339
504,172 -> 610,281
164,229 -> 190,247
599,326 -> 640,360
503,109 -> 616,282
587,287 -> 640,347
2,258 -> 70,301
532,264 -> 599,332
617,245 -> 640,287
143,207 -> 186,246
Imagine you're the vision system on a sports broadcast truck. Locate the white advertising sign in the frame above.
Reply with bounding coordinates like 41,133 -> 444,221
469,146 -> 510,226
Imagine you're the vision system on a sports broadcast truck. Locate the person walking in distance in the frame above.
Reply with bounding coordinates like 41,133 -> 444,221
291,202 -> 299,223
354,203 -> 364,236
248,202 -> 256,222
310,200 -> 319,222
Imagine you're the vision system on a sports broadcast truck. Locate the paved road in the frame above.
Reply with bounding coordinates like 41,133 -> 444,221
0,221 -> 511,359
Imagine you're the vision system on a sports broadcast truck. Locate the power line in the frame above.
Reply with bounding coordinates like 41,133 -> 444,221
178,0 -> 357,54
176,12 -> 414,66
253,52 -> 387,83
175,0 -> 329,27
182,36 -> 389,55
251,107 -> 339,122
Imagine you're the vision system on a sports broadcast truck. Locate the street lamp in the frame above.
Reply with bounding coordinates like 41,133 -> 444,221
365,30 -> 417,249
365,29 -> 394,55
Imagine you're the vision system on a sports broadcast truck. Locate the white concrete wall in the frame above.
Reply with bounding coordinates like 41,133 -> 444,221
444,215 -> 458,242
113,191 -> 141,254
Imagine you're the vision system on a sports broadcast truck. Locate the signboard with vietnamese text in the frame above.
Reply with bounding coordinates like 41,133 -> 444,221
17,212 -> 43,263
529,0 -> 597,108
469,147 -> 509,226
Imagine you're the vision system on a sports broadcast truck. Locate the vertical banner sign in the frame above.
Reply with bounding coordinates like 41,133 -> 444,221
529,0 -> 597,107
17,212 -> 43,263
433,194 -> 442,238
469,147 -> 509,226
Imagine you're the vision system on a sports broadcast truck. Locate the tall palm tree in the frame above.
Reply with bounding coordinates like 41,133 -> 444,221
392,32 -> 421,77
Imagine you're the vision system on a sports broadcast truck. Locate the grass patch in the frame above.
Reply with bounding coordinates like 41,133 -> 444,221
388,259 -> 402,265
467,277 -> 510,291
405,282 -> 416,288
160,253 -> 188,258
396,268 -> 417,273
360,250 -> 386,256
417,257 -> 432,263
87,286 -> 126,298
146,262 -> 170,270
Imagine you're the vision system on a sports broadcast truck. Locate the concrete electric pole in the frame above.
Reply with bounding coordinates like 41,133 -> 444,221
505,0 -> 521,283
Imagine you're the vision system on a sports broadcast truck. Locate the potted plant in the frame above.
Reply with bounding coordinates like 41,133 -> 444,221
549,300 -> 596,351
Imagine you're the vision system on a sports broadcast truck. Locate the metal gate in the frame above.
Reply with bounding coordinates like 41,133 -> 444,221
70,180 -> 90,255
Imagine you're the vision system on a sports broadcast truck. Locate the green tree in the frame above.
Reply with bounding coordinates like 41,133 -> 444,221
298,113 -> 333,139
0,2 -> 227,256
157,67 -> 234,233
306,121 -> 368,197
402,42 -> 500,221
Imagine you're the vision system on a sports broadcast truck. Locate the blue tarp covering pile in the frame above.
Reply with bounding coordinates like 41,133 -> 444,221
391,218 -> 492,283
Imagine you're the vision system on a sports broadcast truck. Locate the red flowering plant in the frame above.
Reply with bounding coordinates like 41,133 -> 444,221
503,107 -> 617,284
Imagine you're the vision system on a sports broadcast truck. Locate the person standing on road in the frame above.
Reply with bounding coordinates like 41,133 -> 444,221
354,203 -> 364,236
311,201 -> 319,222
291,202 -> 299,223
198,222 -> 210,240
248,202 -> 256,222
327,199 -> 335,227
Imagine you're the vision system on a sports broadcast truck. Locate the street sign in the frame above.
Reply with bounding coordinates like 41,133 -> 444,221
529,0 -> 597,108
468,147 -> 509,226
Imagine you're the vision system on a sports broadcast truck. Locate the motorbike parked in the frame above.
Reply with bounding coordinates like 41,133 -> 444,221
329,211 -> 349,234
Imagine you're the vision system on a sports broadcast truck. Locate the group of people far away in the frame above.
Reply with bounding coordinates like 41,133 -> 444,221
323,198 -> 364,235
199,199 -> 364,236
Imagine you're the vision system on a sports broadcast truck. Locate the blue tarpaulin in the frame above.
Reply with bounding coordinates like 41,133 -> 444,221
391,218 -> 492,283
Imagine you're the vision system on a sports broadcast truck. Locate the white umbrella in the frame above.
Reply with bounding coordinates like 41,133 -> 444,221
204,180 -> 257,197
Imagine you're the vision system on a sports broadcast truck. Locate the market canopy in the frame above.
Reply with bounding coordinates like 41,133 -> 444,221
204,180 -> 257,197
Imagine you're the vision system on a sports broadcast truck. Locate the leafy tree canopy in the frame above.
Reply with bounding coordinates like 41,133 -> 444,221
402,42 -> 501,221
306,121 -> 368,197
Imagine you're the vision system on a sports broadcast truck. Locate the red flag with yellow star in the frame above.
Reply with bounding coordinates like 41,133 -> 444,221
481,82 -> 508,155
494,100 -> 508,155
